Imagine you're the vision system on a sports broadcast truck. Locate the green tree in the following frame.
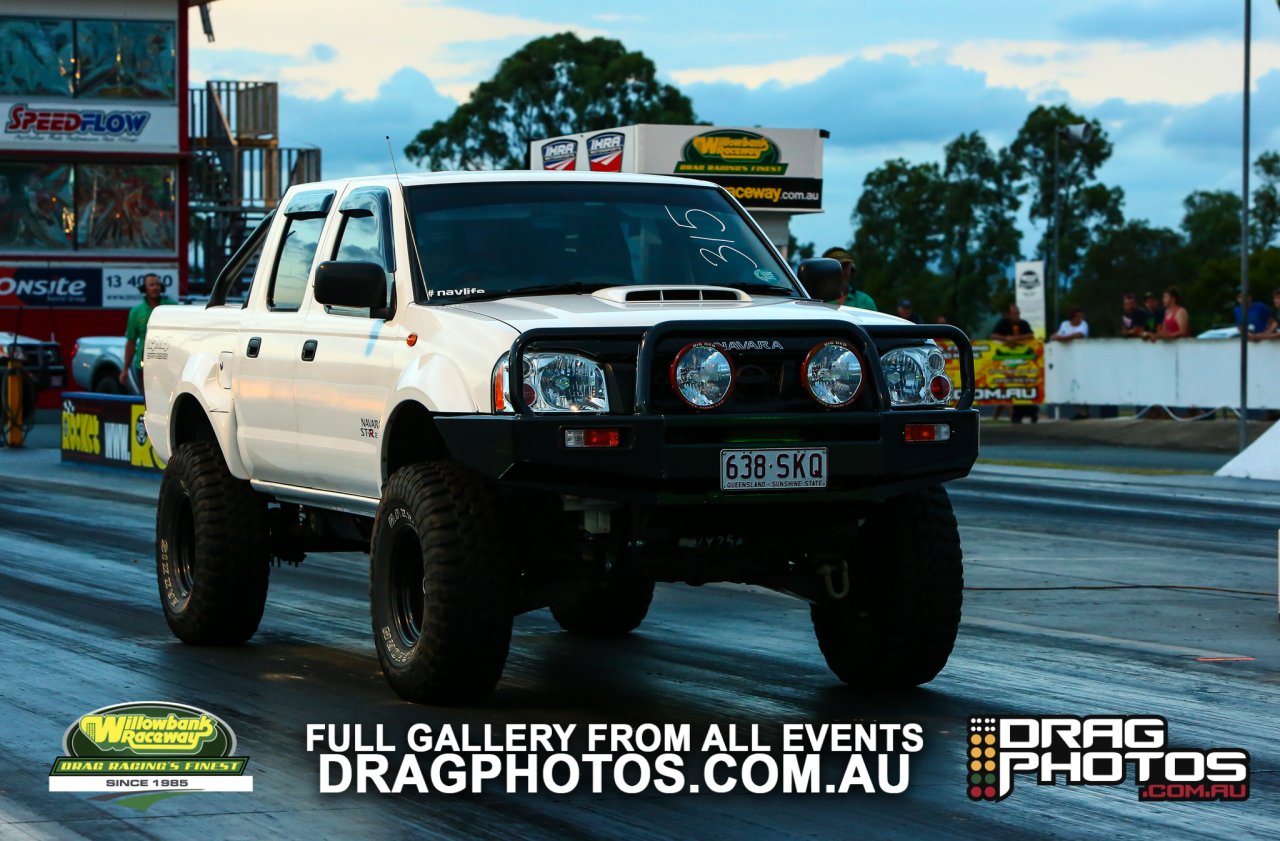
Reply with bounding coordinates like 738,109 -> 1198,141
404,33 -> 695,170
1252,151 -> 1280,248
1008,105 -> 1123,316
1180,190 -> 1245,331
1067,221 -> 1186,336
850,159 -> 945,316
936,132 -> 1022,329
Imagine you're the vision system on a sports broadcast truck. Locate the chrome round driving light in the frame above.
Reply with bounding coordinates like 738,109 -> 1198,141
929,374 -> 953,402
926,350 -> 946,374
803,341 -> 865,407
670,343 -> 735,409
881,348 -> 928,404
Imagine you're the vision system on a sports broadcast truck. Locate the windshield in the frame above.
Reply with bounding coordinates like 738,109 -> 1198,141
406,181 -> 797,304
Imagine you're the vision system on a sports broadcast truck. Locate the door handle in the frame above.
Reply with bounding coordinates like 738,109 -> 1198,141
246,336 -> 261,358
301,339 -> 318,362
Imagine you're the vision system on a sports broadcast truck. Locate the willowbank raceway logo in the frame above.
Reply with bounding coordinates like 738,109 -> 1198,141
50,702 -> 252,809
967,716 -> 1249,803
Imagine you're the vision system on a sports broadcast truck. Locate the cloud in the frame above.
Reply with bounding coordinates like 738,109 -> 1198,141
276,68 -> 458,178
949,37 -> 1280,107
192,0 -> 603,100
1056,1 -> 1238,43
671,54 -> 855,89
685,54 -> 1031,149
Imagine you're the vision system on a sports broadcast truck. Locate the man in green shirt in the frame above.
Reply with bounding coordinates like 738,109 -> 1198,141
120,273 -> 177,392
821,247 -> 877,311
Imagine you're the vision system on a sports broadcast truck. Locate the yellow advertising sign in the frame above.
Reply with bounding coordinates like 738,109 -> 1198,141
943,339 -> 1044,405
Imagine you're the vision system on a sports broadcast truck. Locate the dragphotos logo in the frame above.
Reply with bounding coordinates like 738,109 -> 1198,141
968,716 -> 1249,803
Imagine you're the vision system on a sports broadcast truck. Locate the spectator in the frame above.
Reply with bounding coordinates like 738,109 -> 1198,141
933,314 -> 949,324
1234,287 -> 1270,335
120,273 -> 177,392
1248,287 -> 1280,342
1119,293 -> 1150,338
896,299 -> 924,324
1144,287 -> 1189,341
1052,306 -> 1089,342
821,247 -> 877,310
990,303 -> 1035,343
1142,291 -> 1164,335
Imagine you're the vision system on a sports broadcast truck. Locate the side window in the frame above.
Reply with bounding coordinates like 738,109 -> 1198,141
268,216 -> 325,311
327,188 -> 395,317
335,214 -> 385,266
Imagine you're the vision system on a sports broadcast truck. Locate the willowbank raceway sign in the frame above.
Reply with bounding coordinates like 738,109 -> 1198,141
530,124 -> 825,212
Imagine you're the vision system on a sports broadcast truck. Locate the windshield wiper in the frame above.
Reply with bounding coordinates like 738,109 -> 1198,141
452,282 -> 610,303
730,283 -> 799,298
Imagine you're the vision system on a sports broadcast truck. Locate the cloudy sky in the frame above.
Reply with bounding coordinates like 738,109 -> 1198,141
190,0 -> 1280,254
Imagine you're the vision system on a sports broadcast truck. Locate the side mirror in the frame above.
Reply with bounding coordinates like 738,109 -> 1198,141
314,261 -> 388,315
797,258 -> 845,303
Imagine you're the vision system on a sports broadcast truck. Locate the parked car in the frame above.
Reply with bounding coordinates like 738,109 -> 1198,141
0,331 -> 66,390
71,336 -> 129,393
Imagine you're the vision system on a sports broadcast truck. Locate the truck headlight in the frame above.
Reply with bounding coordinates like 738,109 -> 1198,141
881,346 -> 952,406
803,341 -> 865,407
492,352 -> 609,413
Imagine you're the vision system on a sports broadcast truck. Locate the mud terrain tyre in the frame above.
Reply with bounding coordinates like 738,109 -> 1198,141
370,462 -> 515,703
550,581 -> 655,636
811,485 -> 962,688
156,441 -> 270,644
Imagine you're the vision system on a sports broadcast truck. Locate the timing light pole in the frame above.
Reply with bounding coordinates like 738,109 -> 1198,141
1239,0 -> 1252,453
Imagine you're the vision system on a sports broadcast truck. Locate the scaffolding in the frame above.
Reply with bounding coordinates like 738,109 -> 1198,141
187,81 -> 321,291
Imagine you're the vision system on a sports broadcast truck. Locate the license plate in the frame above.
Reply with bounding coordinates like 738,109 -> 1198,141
720,448 -> 828,491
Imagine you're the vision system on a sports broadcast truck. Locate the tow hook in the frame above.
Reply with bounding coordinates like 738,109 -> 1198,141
816,560 -> 850,600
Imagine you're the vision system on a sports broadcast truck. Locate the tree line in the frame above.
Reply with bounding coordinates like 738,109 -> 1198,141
850,105 -> 1280,336
404,34 -> 1273,337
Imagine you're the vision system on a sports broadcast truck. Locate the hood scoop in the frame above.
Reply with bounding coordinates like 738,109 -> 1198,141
592,285 -> 751,304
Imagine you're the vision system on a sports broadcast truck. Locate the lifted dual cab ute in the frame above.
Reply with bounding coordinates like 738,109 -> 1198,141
144,171 -> 979,703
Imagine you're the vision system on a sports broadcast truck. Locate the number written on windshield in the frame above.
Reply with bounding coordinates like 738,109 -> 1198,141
665,206 -> 758,271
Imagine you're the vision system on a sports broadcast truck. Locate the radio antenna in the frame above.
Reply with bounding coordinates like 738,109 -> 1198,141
387,136 -> 428,298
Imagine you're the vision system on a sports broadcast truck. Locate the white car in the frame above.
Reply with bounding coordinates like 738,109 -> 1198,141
144,170 -> 979,703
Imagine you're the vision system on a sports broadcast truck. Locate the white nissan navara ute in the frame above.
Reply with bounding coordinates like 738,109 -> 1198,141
144,171 -> 979,703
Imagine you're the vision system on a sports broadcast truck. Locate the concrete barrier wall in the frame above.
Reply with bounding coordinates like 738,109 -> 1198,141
1044,339 -> 1280,409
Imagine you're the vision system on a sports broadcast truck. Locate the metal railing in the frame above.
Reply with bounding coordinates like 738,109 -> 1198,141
190,146 -> 321,211
189,81 -> 278,145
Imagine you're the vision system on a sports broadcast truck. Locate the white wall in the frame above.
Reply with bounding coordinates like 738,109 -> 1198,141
1045,339 -> 1280,409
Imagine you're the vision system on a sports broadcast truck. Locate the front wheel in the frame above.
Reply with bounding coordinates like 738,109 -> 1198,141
811,485 -> 963,688
370,462 -> 515,703
156,441 -> 270,644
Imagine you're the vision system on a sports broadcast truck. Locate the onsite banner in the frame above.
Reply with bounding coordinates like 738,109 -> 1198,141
0,265 -> 178,309
60,392 -> 165,473
943,339 -> 1045,405
1,100 -> 179,154
1013,261 -> 1047,339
